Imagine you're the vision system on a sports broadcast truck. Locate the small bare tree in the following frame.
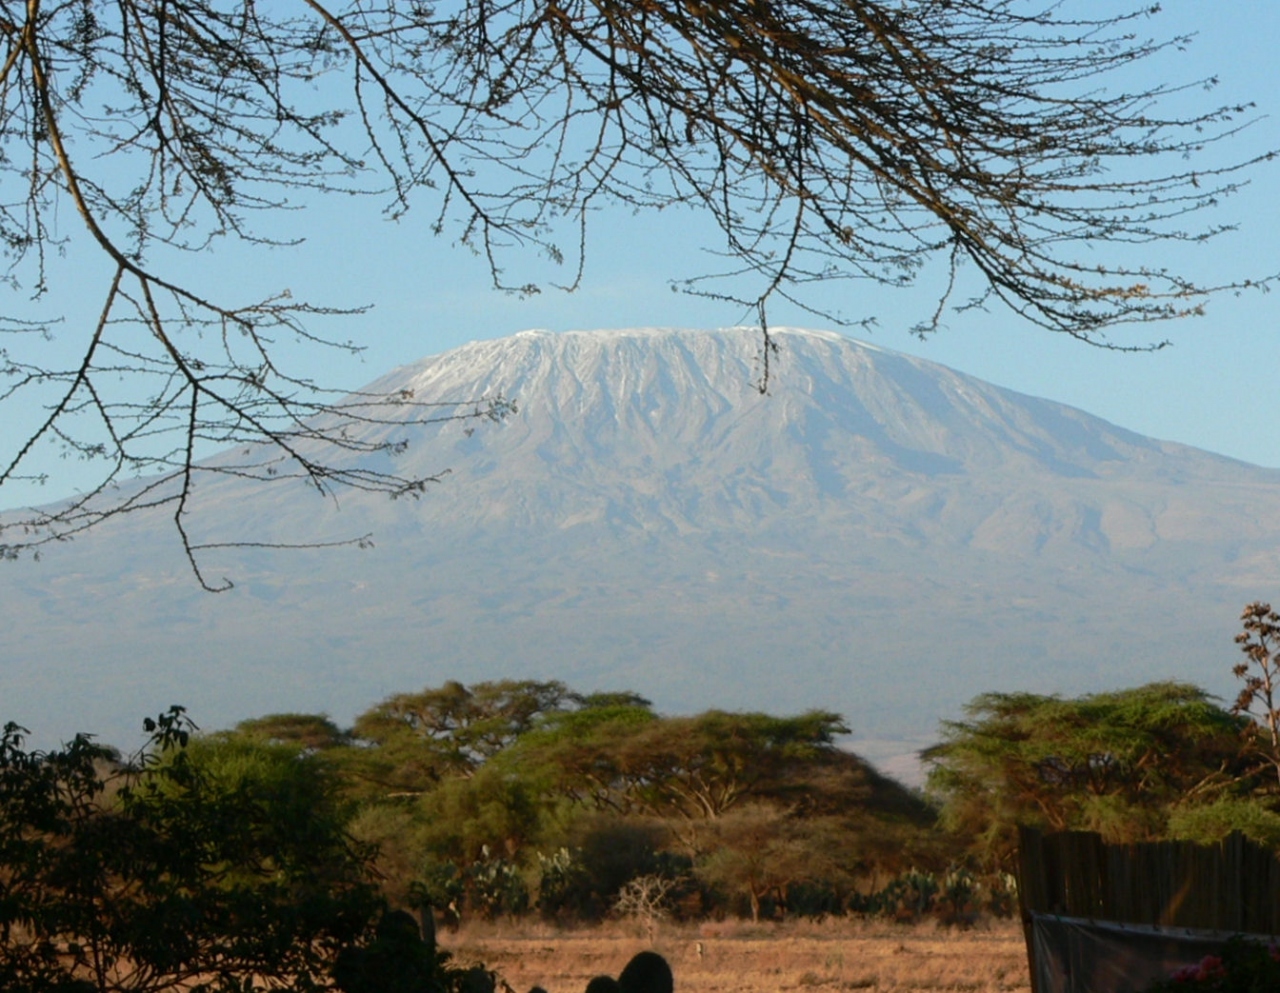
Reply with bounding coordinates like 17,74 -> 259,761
1234,602 -> 1280,789
613,874 -> 676,943
0,1 -> 1273,584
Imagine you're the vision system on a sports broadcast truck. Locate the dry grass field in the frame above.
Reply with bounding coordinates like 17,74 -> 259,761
440,918 -> 1033,993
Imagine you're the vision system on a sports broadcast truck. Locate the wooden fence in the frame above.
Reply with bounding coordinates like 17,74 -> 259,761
1018,827 -> 1280,993
1017,825 -> 1280,932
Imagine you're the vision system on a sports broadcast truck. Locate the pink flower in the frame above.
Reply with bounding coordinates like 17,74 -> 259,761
1169,955 -> 1226,984
1193,955 -> 1225,982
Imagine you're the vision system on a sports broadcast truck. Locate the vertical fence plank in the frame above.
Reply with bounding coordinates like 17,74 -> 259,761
1017,827 -> 1280,932
1017,825 -> 1047,993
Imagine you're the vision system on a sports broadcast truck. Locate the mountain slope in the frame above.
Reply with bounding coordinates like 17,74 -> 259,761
3,328 -> 1277,777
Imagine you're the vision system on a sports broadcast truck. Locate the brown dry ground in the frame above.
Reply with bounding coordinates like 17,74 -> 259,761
440,918 -> 1033,993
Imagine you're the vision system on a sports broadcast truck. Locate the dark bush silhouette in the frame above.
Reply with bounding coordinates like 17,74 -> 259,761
576,951 -> 673,993
333,910 -> 445,993
618,952 -> 674,993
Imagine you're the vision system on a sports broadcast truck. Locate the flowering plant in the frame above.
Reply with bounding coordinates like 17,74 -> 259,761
1143,937 -> 1280,992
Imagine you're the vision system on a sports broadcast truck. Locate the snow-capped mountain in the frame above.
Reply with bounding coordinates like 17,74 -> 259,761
5,328 -> 1279,779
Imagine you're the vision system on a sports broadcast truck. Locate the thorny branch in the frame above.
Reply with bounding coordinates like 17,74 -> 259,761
0,0 -> 1273,586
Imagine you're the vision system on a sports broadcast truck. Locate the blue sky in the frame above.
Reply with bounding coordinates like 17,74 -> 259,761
4,1 -> 1280,511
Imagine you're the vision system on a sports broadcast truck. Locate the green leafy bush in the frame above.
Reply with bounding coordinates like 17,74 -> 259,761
0,708 -> 381,993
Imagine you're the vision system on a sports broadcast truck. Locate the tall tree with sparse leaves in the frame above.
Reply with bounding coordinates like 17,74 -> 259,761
1233,601 -> 1280,789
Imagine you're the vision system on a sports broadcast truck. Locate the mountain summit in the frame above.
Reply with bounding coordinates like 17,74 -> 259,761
4,328 -> 1278,776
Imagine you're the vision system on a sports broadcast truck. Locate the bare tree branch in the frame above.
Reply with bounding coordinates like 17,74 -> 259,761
0,0 -> 1273,584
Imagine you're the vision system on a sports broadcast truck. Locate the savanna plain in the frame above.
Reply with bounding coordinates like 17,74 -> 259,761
441,919 -> 1031,993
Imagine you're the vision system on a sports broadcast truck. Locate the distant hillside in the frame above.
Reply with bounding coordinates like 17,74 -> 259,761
4,328 -> 1278,778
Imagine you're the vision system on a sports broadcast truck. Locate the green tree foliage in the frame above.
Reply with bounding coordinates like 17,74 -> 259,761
228,713 -> 352,752
497,700 -> 659,815
322,679 -> 939,923
347,680 -> 582,796
514,708 -> 851,824
515,706 -> 941,886
925,682 -> 1253,867
610,710 -> 853,823
338,683 -> 655,921
0,708 -> 382,993
347,802 -> 428,910
1165,798 -> 1280,850
694,803 -> 848,923
410,762 -> 550,867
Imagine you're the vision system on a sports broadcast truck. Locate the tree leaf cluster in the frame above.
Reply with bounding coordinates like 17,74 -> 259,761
925,681 -> 1274,869
0,707 -> 385,993
221,679 -> 940,924
18,634 -> 1280,960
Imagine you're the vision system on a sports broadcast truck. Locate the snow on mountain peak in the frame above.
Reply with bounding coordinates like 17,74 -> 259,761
4,326 -> 1280,775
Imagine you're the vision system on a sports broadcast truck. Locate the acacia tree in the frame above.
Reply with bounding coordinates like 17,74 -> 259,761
609,710 -> 851,825
0,1 -> 1272,583
514,708 -> 850,828
345,679 -> 581,796
924,682 -> 1252,868
694,803 -> 847,923
501,706 -> 877,869
228,712 -> 353,752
